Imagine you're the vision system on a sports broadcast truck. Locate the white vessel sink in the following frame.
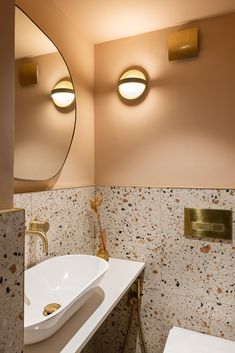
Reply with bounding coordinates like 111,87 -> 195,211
24,254 -> 109,345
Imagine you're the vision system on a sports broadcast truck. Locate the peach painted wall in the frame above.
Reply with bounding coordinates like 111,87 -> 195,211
95,13 -> 235,188
15,53 -> 75,182
16,0 -> 95,189
0,0 -> 14,208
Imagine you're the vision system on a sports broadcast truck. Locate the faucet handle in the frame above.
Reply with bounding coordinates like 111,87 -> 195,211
29,219 -> 50,233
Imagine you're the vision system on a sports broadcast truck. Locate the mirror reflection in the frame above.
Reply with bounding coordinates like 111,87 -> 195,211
14,7 -> 76,181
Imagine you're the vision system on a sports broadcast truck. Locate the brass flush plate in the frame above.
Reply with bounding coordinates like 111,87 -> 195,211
184,208 -> 232,240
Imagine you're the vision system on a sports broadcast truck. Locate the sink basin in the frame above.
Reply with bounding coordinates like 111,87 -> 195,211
24,254 -> 109,345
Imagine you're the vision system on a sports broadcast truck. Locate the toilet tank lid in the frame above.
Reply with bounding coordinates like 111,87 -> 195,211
163,327 -> 235,353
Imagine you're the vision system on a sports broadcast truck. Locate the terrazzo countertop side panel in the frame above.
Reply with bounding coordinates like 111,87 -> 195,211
14,192 -> 35,267
0,209 -> 24,353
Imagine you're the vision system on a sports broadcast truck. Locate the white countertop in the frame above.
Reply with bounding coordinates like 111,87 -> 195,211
24,257 -> 145,353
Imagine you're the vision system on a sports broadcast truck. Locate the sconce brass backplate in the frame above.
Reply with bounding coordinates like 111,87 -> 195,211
184,208 -> 232,240
168,28 -> 198,61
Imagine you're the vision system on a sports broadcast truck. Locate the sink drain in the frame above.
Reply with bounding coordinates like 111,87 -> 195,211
43,303 -> 61,316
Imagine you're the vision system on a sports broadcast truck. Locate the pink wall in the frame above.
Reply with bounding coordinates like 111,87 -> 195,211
95,13 -> 235,188
0,0 -> 14,208
3,4 -> 235,194
15,53 -> 76,190
16,0 -> 95,190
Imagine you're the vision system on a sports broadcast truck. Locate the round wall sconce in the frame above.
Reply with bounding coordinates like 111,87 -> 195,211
51,80 -> 75,109
118,67 -> 148,105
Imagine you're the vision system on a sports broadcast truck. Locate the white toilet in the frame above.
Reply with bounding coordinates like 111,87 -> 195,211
163,327 -> 235,353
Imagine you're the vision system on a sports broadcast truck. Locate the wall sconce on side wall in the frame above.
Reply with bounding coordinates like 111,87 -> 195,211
51,80 -> 75,110
118,67 -> 148,105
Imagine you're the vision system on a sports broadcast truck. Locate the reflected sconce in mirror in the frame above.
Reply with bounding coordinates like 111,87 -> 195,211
168,28 -> 198,61
51,80 -> 75,109
118,67 -> 148,105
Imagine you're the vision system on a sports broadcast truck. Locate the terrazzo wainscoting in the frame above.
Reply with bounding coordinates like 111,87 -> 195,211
12,186 -> 235,353
0,208 -> 25,353
14,187 -> 95,268
86,187 -> 235,353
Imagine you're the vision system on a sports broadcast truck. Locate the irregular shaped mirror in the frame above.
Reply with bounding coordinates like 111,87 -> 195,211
14,7 -> 76,183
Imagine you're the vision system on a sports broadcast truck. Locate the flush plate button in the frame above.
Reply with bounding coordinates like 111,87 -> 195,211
184,208 -> 232,240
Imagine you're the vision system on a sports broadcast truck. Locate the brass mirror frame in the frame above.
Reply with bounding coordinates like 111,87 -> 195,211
14,5 -> 77,193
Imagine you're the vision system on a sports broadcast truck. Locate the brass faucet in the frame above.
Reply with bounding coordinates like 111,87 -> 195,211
25,219 -> 49,254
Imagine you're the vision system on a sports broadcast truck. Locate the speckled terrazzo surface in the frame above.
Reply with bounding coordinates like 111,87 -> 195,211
13,186 -> 235,353
86,186 -> 235,353
0,209 -> 24,353
14,187 -> 95,268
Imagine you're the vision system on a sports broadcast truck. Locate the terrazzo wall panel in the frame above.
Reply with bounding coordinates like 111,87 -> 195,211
0,208 -> 24,353
91,186 -> 235,353
14,187 -> 95,268
12,186 -> 235,353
